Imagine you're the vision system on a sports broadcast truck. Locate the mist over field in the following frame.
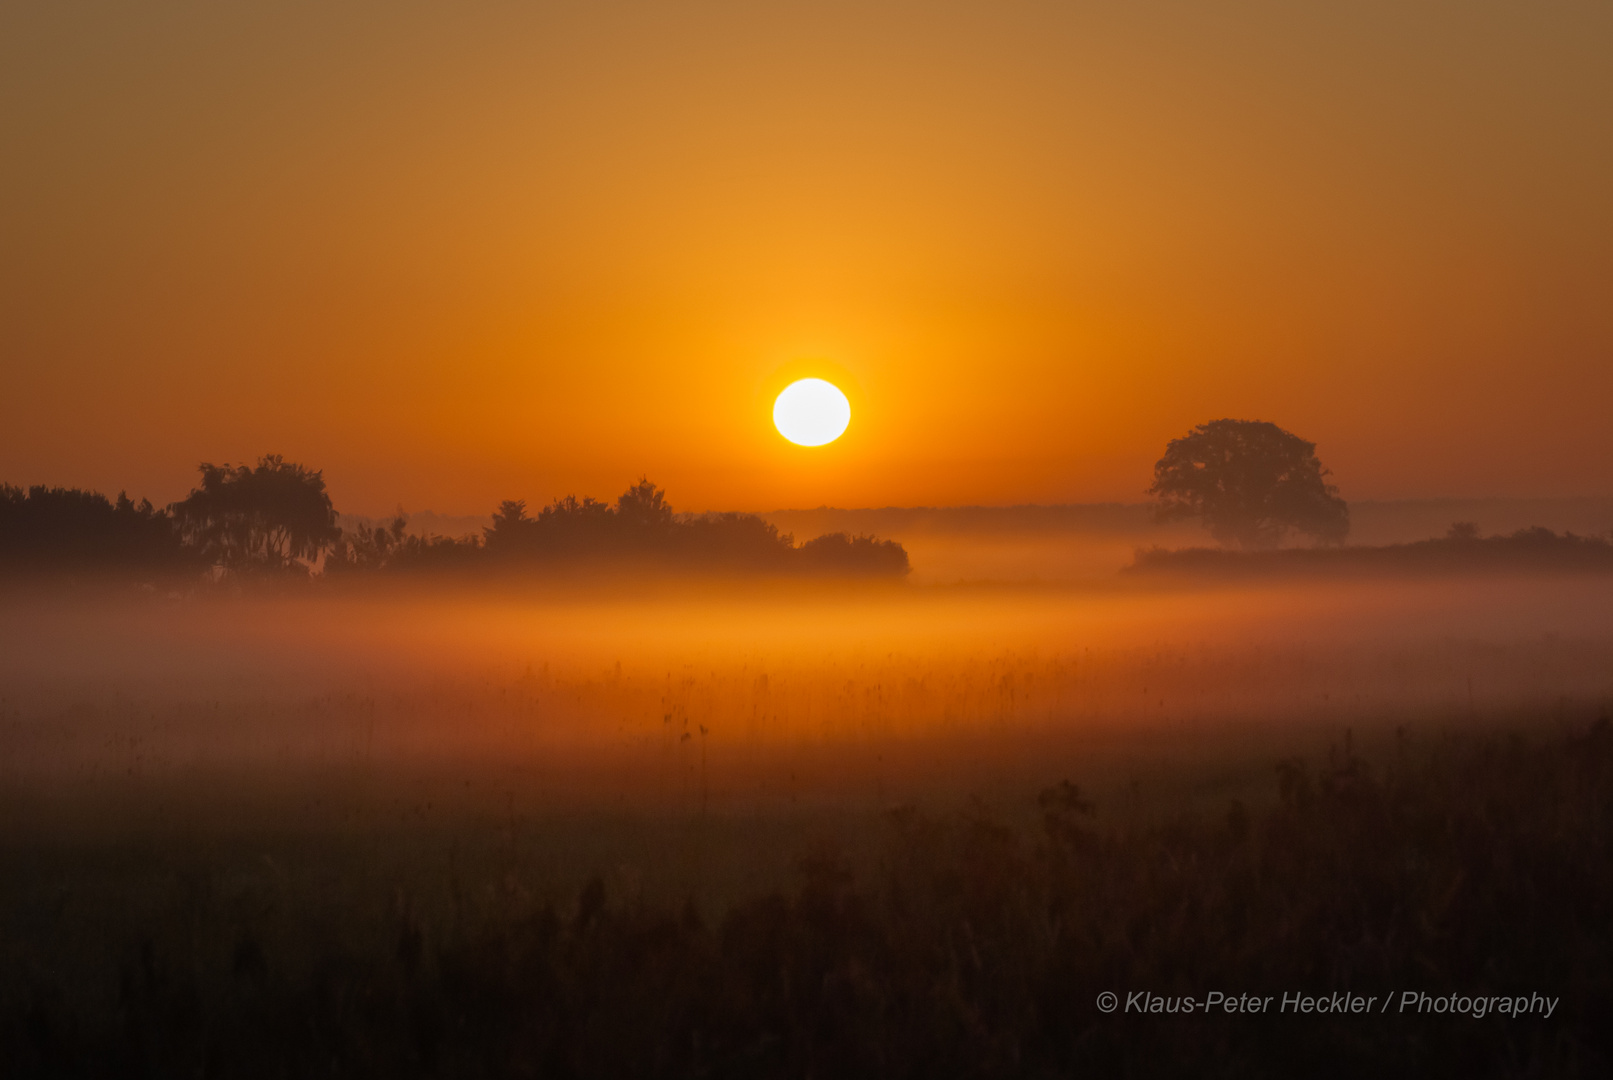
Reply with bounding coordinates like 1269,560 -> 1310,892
6,568 -> 1611,821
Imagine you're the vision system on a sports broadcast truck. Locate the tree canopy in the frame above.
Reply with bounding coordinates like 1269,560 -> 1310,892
0,485 -> 190,575
1148,419 -> 1349,549
169,455 -> 340,574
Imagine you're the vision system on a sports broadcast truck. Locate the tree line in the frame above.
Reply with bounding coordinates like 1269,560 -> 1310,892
0,417 -> 1372,584
0,457 -> 909,582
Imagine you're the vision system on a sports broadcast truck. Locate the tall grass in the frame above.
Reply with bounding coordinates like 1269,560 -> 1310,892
3,718 -> 1608,1077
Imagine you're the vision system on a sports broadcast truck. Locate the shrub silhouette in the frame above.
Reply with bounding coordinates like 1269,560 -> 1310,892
325,512 -> 483,574
798,532 -> 911,576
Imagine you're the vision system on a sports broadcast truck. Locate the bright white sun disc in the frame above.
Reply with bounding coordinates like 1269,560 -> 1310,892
773,378 -> 851,446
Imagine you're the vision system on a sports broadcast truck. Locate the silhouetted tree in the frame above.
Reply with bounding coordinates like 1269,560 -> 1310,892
1148,419 -> 1349,548
169,455 -> 340,574
536,495 -> 614,555
484,500 -> 539,553
616,477 -> 673,533
0,485 -> 189,575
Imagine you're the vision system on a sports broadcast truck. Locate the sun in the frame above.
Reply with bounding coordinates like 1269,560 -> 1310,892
773,378 -> 851,446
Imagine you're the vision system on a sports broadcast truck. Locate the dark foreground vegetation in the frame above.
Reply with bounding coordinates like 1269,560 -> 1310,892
0,459 -> 908,583
1129,522 -> 1613,579
4,719 -> 1609,1077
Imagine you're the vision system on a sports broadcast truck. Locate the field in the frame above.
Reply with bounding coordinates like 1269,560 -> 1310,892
3,572 -> 1612,1075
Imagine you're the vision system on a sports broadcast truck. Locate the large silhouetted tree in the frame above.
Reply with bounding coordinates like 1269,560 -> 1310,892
1148,419 -> 1349,549
169,455 -> 340,574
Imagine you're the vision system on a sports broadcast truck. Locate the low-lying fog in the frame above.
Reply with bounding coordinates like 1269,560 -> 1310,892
4,570 -> 1611,833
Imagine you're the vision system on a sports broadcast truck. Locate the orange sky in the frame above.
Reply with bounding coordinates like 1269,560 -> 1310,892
3,2 -> 1611,515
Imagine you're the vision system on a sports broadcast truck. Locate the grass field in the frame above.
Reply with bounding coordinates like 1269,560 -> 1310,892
3,575 -> 1611,1075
